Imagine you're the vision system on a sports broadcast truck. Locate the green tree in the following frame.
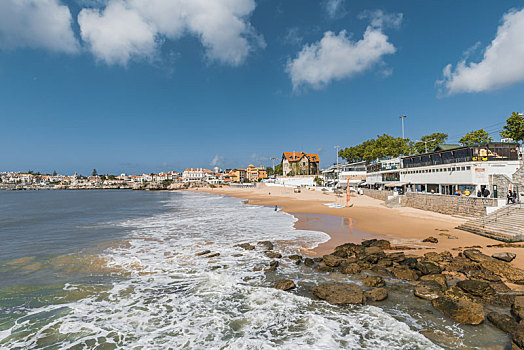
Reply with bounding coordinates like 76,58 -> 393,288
339,134 -> 412,163
92,169 -> 98,177
459,129 -> 493,146
501,112 -> 524,142
52,170 -> 57,176
414,132 -> 448,154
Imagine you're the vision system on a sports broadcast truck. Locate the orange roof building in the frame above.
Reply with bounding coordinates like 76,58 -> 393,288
281,152 -> 320,176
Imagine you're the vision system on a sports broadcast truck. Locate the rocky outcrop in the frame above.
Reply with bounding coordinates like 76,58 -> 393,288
392,266 -> 419,281
274,280 -> 296,291
422,236 -> 439,243
312,282 -> 365,305
413,280 -> 443,300
456,280 -> 496,297
487,312 -> 518,335
338,262 -> 361,274
265,251 -> 282,259
235,243 -> 255,250
361,239 -> 391,250
365,287 -> 388,301
492,252 -> 517,262
362,276 -> 385,288
431,287 -> 485,325
322,254 -> 344,267
463,249 -> 524,284
258,241 -> 274,251
419,274 -> 448,290
513,296 -> 524,321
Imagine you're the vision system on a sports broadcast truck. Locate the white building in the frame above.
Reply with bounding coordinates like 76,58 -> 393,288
182,168 -> 212,182
323,161 -> 366,187
365,158 -> 402,189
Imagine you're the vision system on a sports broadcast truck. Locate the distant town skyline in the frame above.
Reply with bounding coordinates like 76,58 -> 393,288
1,0 -> 524,175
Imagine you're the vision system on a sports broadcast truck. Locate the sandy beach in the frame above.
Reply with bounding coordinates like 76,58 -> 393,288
192,184 -> 524,274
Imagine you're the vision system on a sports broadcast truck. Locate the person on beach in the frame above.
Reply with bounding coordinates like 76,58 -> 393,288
508,190 -> 513,204
464,189 -> 470,196
274,205 -> 278,211
512,190 -> 518,204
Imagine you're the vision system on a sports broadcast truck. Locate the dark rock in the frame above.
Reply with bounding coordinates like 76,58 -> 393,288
258,241 -> 274,250
362,276 -> 385,288
288,254 -> 303,261
392,266 -> 419,281
361,239 -> 391,250
466,269 -> 503,282
304,258 -> 315,267
416,261 -> 442,275
365,287 -> 388,301
274,279 -> 296,291
445,255 -> 480,273
413,280 -> 443,300
265,251 -> 282,259
513,296 -> 524,321
236,243 -> 255,250
463,249 -> 524,284
370,265 -> 393,277
332,249 -> 348,258
400,257 -> 419,268
196,250 -> 211,256
338,263 -> 361,274
375,259 -> 393,268
492,252 -> 517,262
487,312 -> 518,334
312,282 -> 365,304
423,252 -> 443,262
423,236 -> 439,243
431,287 -> 485,325
313,257 -> 323,263
316,262 -> 335,273
387,252 -> 406,263
456,280 -> 496,297
264,260 -> 279,272
419,274 -> 448,289
513,322 -> 524,348
323,254 -> 344,267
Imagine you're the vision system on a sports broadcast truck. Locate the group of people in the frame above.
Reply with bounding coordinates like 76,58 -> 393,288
507,190 -> 519,204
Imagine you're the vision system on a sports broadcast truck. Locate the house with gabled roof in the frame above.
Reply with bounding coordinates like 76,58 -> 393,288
282,151 -> 320,176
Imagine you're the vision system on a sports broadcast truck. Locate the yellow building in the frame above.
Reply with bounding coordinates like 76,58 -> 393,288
246,165 -> 267,182
229,169 -> 247,182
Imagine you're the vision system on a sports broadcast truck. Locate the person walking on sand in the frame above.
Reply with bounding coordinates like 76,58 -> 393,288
508,190 -> 513,204
512,190 -> 518,204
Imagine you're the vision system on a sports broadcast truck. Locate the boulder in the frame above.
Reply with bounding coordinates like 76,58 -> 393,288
365,287 -> 388,301
264,260 -> 279,272
361,239 -> 391,250
420,274 -> 448,290
338,263 -> 361,275
362,276 -> 385,288
416,261 -> 442,275
316,262 -> 335,273
413,280 -> 443,300
304,258 -> 315,267
313,257 -> 323,263
312,282 -> 365,304
323,254 -> 344,267
258,241 -> 274,250
392,266 -> 419,281
236,243 -> 255,251
288,254 -> 303,261
445,255 -> 480,274
463,249 -> 524,284
265,251 -> 282,259
400,257 -> 419,269
274,279 -> 296,291
492,252 -> 517,263
423,236 -> 439,243
196,250 -> 211,256
514,322 -> 524,348
431,287 -> 485,325
423,252 -> 443,263
487,312 -> 518,334
388,252 -> 406,263
512,296 -> 524,321
456,280 -> 496,297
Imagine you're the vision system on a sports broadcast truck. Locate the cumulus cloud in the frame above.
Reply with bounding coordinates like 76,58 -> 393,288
286,12 -> 400,91
437,8 -> 524,95
78,0 -> 262,66
0,0 -> 78,53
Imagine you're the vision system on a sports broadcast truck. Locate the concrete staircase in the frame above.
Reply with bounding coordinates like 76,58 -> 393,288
456,204 -> 524,242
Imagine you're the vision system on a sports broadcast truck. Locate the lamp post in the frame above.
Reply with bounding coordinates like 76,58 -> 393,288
334,145 -> 340,168
415,138 -> 437,153
400,115 -> 407,139
271,157 -> 277,175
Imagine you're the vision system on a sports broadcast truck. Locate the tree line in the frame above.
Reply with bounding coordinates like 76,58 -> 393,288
338,112 -> 524,163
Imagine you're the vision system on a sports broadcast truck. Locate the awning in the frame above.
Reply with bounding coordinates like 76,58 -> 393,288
384,182 -> 407,187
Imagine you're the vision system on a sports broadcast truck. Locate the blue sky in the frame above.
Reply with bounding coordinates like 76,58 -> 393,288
1,0 -> 524,175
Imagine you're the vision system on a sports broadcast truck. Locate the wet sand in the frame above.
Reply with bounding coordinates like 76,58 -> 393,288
190,184 -> 524,274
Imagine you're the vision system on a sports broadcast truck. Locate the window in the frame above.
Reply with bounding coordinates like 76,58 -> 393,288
466,166 -> 471,170
461,167 -> 465,171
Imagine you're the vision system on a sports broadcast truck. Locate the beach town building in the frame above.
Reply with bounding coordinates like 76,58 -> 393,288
281,152 -> 320,176
246,165 -> 267,182
182,168 -> 213,182
364,142 -> 522,198
323,161 -> 367,187
229,169 -> 247,182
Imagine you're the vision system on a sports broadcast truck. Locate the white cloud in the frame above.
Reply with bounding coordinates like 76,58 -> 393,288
78,0 -> 262,66
286,12 -> 400,91
0,0 -> 78,53
210,155 -> 224,167
438,8 -> 524,95
324,0 -> 347,19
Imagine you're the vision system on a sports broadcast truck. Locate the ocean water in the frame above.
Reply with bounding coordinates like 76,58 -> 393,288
0,190 -> 509,349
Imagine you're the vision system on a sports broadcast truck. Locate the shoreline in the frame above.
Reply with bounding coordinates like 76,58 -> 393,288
188,184 -> 524,276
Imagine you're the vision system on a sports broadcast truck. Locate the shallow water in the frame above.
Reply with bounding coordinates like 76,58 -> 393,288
0,190 -> 511,349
